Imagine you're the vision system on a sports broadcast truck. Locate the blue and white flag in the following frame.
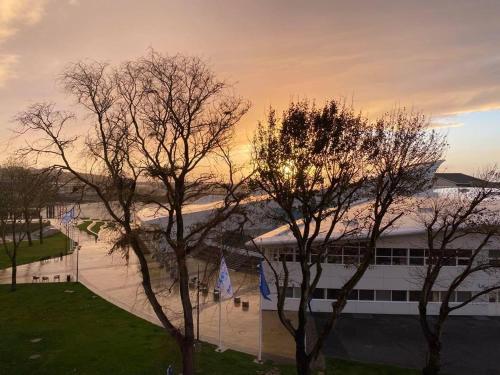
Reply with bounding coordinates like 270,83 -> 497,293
60,208 -> 75,225
216,256 -> 233,300
259,261 -> 271,301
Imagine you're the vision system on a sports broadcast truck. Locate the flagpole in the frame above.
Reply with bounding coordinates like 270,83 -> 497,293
258,240 -> 263,363
217,229 -> 224,353
216,252 -> 232,353
216,252 -> 222,352
255,258 -> 270,364
76,233 -> 79,283
218,290 -> 222,351
258,291 -> 263,362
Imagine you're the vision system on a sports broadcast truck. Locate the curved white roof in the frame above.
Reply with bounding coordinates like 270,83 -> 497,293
135,193 -> 273,229
248,187 -> 500,247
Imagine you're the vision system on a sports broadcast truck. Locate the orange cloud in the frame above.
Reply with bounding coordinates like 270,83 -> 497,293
0,54 -> 18,86
0,0 -> 47,42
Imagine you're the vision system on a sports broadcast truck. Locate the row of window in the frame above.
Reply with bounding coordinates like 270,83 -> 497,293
285,287 -> 488,303
269,247 -> 500,267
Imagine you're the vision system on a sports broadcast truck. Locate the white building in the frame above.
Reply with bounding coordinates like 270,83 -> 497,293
251,188 -> 500,316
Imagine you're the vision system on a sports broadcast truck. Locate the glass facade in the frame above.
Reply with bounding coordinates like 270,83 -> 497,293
267,245 -> 489,267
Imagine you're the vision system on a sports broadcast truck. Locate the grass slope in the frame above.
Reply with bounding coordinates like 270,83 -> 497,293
0,283 -> 419,375
0,232 -> 69,270
76,220 -> 92,231
77,220 -> 96,238
90,221 -> 106,234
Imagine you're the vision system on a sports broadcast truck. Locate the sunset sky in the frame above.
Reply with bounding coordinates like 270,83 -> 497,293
1,0 -> 500,173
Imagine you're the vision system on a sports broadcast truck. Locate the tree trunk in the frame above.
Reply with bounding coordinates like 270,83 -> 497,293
24,211 -> 33,246
25,211 -> 32,246
181,338 -> 195,375
423,337 -> 442,375
10,253 -> 16,292
128,234 -> 193,374
178,254 -> 195,375
296,332 -> 311,375
39,215 -> 44,244
295,253 -> 312,375
11,220 -> 17,291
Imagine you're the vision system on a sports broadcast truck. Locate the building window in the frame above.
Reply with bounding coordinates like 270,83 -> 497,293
442,250 -> 458,266
409,249 -> 425,265
457,249 -> 472,266
409,290 -> 421,302
269,248 -> 280,262
293,287 -> 301,298
456,291 -> 472,303
359,290 -> 374,301
310,248 -> 326,264
431,291 -> 441,302
343,246 -> 360,265
269,245 -> 483,269
375,248 -> 392,265
278,247 -> 295,262
348,289 -> 359,301
392,249 -> 408,265
489,291 -> 498,303
312,288 -> 325,299
285,286 -> 302,299
327,288 -> 340,300
489,250 -> 500,265
392,290 -> 408,302
375,290 -> 391,301
447,291 -> 457,303
327,246 -> 343,264
286,287 -> 495,304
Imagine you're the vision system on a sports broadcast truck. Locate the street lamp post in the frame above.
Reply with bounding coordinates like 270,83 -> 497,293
196,263 -> 200,342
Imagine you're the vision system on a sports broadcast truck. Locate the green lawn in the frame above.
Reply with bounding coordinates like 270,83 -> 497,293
77,220 -> 92,231
77,220 -> 96,238
0,283 -> 419,375
0,232 -> 69,269
90,221 -> 106,234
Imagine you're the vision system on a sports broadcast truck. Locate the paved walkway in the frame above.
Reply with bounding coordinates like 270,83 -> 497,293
0,223 -> 295,360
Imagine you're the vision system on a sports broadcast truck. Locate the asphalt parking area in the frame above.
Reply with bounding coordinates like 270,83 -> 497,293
315,313 -> 500,375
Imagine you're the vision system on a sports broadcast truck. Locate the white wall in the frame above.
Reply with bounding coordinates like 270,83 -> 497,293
261,233 -> 500,316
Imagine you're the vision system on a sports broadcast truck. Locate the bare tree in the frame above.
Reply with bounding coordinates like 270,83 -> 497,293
16,51 -> 249,375
31,169 -> 59,244
415,171 -> 500,375
0,162 -> 30,291
113,51 -> 251,372
251,103 -> 446,375
18,167 -> 47,247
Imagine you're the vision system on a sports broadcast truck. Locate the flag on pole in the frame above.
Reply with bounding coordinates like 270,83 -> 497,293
60,208 -> 75,225
259,261 -> 271,301
216,256 -> 233,300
